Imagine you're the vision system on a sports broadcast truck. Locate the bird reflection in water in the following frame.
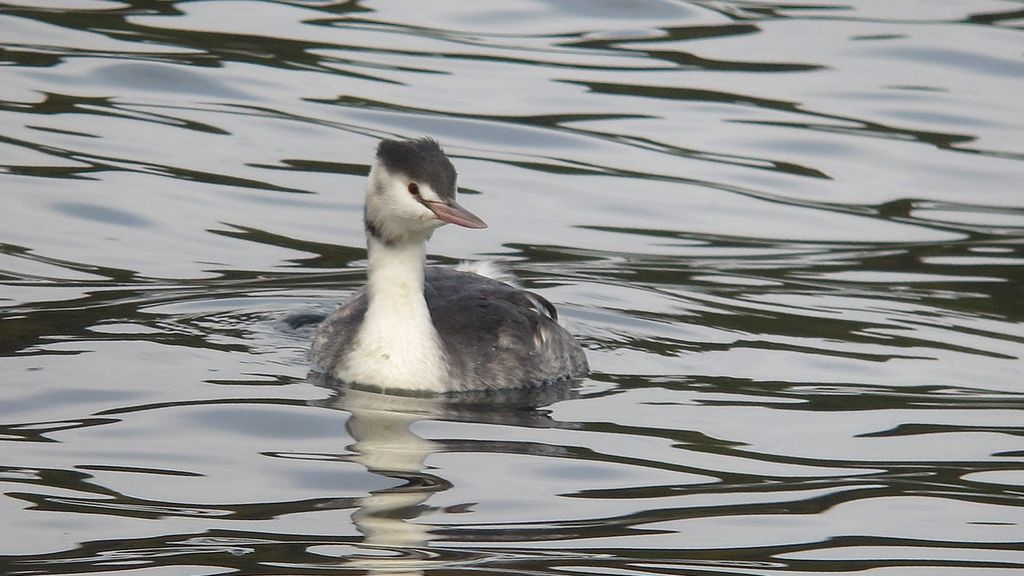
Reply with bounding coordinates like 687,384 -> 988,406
309,373 -> 576,574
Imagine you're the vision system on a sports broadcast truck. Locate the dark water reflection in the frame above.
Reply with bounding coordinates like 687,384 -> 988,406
2,1 -> 1023,574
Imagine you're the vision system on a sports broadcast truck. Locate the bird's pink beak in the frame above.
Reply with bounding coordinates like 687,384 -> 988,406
425,201 -> 487,229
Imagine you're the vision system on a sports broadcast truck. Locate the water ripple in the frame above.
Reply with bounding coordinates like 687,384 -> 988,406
2,1 -> 1023,575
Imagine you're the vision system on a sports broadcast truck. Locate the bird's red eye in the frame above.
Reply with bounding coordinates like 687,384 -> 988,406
408,182 -> 420,196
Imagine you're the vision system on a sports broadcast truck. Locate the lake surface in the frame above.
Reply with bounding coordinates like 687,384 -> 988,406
2,1 -> 1023,574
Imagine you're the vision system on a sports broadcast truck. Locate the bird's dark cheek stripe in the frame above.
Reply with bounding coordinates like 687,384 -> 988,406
365,219 -> 397,247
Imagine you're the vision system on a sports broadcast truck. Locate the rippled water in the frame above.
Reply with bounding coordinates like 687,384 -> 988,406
2,1 -> 1023,574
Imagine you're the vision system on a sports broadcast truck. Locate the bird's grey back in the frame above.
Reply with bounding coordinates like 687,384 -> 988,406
311,267 -> 588,391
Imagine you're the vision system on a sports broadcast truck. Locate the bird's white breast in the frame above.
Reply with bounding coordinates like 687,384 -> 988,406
334,238 -> 448,392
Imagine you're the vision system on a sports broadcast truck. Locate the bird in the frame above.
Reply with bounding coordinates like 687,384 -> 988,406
311,137 -> 588,393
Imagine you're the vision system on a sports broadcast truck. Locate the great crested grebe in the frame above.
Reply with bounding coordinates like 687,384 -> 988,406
311,138 -> 588,393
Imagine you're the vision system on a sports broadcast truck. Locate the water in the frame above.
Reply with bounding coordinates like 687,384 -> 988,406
2,1 -> 1023,574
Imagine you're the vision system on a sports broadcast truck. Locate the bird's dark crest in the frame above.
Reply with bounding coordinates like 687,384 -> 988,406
377,138 -> 458,202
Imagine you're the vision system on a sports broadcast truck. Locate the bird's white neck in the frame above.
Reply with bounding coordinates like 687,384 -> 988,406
337,234 -> 448,392
366,234 -> 427,298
